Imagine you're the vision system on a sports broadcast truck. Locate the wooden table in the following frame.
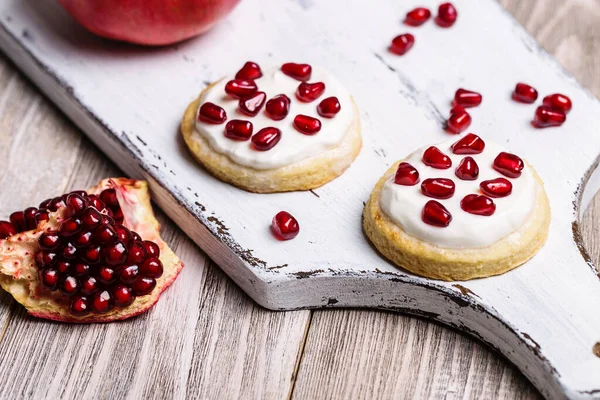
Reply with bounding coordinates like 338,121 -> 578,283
0,1 -> 596,398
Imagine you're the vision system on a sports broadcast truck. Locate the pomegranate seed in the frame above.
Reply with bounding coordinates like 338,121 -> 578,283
80,276 -> 99,295
113,285 -> 135,308
317,97 -> 341,118
389,34 -> 415,56
132,277 -> 157,296
239,91 -> 266,116
38,231 -> 61,250
99,189 -> 119,208
82,245 -> 102,264
87,194 -> 105,211
0,221 -> 16,239
59,218 -> 81,237
543,93 -> 572,114
296,82 -> 326,102
118,264 -> 139,284
93,224 -> 117,244
104,241 -> 128,265
421,178 -> 455,199
97,266 -> 116,284
35,210 -> 49,224
461,194 -> 496,216
422,146 -> 452,169
132,232 -> 142,242
80,208 -> 102,230
10,211 -> 26,232
65,193 -> 88,217
48,197 -> 65,212
112,208 -> 124,224
422,200 -> 452,227
451,133 -> 485,154
91,290 -> 114,314
235,61 -> 263,80
404,7 -> 431,26
59,276 -> 79,296
225,79 -> 257,99
141,257 -> 164,278
41,268 -> 60,290
455,157 -> 479,180
252,127 -> 282,151
73,231 -> 93,247
533,106 -> 566,128
436,2 -> 457,27
293,115 -> 322,135
70,295 -> 90,316
447,108 -> 471,134
394,162 -> 420,186
36,251 -> 58,268
73,263 -> 90,276
281,63 -> 312,81
143,241 -> 160,258
62,242 -> 77,259
512,83 -> 538,103
24,207 -> 38,230
114,225 -> 132,245
493,152 -> 524,178
225,120 -> 253,141
265,94 -> 291,120
197,102 -> 227,124
271,211 -> 300,241
57,261 -> 70,274
454,89 -> 482,108
39,198 -> 52,210
480,178 -> 513,198
127,241 -> 147,264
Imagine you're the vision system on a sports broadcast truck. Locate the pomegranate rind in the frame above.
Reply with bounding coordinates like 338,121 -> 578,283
0,178 -> 184,323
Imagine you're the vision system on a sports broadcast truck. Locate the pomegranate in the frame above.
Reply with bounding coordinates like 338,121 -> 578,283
453,89 -> 482,108
0,178 -> 183,323
533,106 -> 566,128
404,7 -> 431,26
436,3 -> 458,27
394,162 -> 420,186
389,34 -> 415,56
422,146 -> 452,169
58,0 -> 240,46
421,178 -> 455,199
422,200 -> 452,227
271,211 -> 300,240
512,83 -> 538,104
455,157 -> 479,180
542,93 -> 572,114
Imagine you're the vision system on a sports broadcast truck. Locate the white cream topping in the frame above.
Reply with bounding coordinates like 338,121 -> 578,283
380,135 -> 536,249
195,66 -> 353,170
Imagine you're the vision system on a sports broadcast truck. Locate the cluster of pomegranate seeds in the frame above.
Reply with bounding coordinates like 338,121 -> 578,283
421,178 -> 455,199
0,208 -> 49,240
422,146 -> 452,169
271,211 -> 300,240
31,189 -> 163,316
511,83 -> 572,128
446,88 -> 481,134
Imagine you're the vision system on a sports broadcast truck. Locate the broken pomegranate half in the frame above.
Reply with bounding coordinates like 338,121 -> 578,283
0,178 -> 183,323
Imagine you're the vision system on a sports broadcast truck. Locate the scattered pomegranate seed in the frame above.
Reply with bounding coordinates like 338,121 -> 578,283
293,115 -> 322,135
542,93 -> 572,114
235,61 -> 263,80
533,106 -> 566,128
451,133 -> 485,154
0,221 -> 16,239
436,3 -> 457,27
455,157 -> 479,180
317,97 -> 341,118
281,63 -> 312,81
447,107 -> 471,134
512,83 -> 538,104
422,200 -> 452,227
422,146 -> 452,169
296,82 -> 326,102
271,211 -> 300,240
252,127 -> 282,151
389,34 -> 415,56
454,89 -> 482,108
493,152 -> 524,178
394,162 -> 420,186
480,178 -> 513,198
461,194 -> 496,216
198,102 -> 227,124
404,7 -> 431,26
265,94 -> 291,121
225,119 -> 253,140
224,79 -> 257,99
238,91 -> 266,116
421,178 -> 455,199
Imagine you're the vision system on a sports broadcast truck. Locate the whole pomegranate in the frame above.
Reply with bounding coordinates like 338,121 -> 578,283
58,0 -> 241,46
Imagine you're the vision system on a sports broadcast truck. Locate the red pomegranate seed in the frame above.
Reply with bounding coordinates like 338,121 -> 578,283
404,7 -> 431,26
543,93 -> 572,114
436,2 -> 457,27
422,200 -> 452,227
296,82 -> 326,102
91,290 -> 114,314
239,91 -> 267,116
118,264 -> 139,284
455,157 -> 479,180
114,225 -> 132,245
59,218 -> 81,237
235,61 -> 263,80
39,198 -> 52,210
512,83 -> 538,103
41,268 -> 60,290
493,152 -> 524,178
198,102 -> 227,124
447,108 -> 471,134
73,231 -> 93,247
252,127 -> 282,151
70,295 -> 90,316
80,208 -> 102,230
533,106 -> 566,128
389,34 -> 415,56
293,115 -> 322,135
73,263 -> 90,276
100,189 -> 119,207
454,89 -> 482,108
132,277 -> 156,296
421,178 -> 455,199
93,224 -> 117,244
104,241 -> 128,265
65,193 -> 88,217
0,221 -> 17,239
24,207 -> 38,230
97,266 -> 116,284
143,241 -> 160,258
48,197 -> 65,212
422,146 -> 452,169
127,241 -> 147,264
112,208 -> 124,224
132,232 -> 142,242
62,242 -> 77,259
80,276 -> 99,295
480,178 -> 513,198
317,97 -> 341,118
281,63 -> 312,81
35,210 -> 49,224
36,251 -> 58,268
141,257 -> 164,279
271,211 -> 300,240
225,120 -> 253,141
461,194 -> 496,216
10,211 -> 26,232
59,276 -> 79,296
82,245 -> 102,264
57,261 -> 70,274
451,133 -> 485,154
394,162 -> 420,186
265,94 -> 291,121
87,194 -> 105,211
113,285 -> 135,308
224,79 -> 257,99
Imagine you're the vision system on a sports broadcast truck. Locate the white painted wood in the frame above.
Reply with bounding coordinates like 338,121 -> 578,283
0,0 -> 599,398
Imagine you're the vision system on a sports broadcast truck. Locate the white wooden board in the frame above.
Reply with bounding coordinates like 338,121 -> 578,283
1,0 -> 599,398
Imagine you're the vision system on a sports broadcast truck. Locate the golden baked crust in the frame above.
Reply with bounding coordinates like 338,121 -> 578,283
363,161 -> 551,281
181,83 -> 362,193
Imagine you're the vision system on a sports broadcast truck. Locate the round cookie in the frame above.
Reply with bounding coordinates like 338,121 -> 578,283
181,62 -> 362,193
363,134 -> 550,281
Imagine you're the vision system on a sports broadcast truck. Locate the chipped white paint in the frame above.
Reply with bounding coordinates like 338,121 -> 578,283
1,0 -> 599,398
